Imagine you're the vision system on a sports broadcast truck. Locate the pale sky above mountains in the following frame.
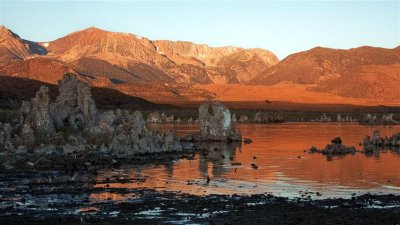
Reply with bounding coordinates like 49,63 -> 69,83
0,0 -> 398,59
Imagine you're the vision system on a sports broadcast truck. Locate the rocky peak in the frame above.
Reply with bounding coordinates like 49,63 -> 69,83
153,40 -> 279,69
0,26 -> 32,61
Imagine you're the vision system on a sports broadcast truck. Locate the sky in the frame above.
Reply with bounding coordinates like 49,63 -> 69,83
0,0 -> 399,59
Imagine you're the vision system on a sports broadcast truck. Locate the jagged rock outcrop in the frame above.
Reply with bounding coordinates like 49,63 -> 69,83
18,86 -> 55,137
90,109 -> 181,156
309,137 -> 356,158
52,74 -> 98,130
0,74 -> 182,156
363,130 -> 400,152
185,101 -> 241,142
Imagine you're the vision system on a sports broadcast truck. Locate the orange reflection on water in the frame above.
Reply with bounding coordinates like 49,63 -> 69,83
91,123 -> 400,201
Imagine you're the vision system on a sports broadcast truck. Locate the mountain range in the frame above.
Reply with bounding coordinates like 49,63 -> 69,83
0,25 -> 399,106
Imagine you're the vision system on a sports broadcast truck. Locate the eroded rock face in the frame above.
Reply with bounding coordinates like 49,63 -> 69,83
18,86 -> 55,138
52,74 -> 98,130
0,74 -> 182,156
0,122 -> 13,150
101,110 -> 181,156
197,101 -> 241,142
19,123 -> 35,146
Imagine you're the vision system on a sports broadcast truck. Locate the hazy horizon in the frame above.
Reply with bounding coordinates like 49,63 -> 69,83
0,0 -> 399,59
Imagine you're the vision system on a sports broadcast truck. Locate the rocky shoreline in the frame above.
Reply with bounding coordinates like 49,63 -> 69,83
0,74 -> 244,159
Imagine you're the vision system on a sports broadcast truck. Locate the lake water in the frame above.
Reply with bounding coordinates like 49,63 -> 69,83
92,123 -> 400,201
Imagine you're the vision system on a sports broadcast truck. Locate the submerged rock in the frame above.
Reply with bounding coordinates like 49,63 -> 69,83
243,138 -> 253,144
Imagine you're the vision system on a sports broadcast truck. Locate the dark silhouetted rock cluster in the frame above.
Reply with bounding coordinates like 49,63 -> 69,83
363,130 -> 400,152
0,74 -> 181,156
309,137 -> 356,158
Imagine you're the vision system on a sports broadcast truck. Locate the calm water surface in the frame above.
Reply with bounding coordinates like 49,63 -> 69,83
92,123 -> 400,201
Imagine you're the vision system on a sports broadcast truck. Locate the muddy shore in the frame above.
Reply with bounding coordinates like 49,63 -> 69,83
0,190 -> 399,225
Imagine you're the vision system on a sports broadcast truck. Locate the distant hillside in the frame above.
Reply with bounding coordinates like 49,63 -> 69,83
0,25 -> 399,106
0,76 -> 157,110
251,46 -> 400,101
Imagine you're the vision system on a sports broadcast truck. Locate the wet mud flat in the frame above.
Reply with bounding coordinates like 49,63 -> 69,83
0,152 -> 399,225
0,189 -> 399,225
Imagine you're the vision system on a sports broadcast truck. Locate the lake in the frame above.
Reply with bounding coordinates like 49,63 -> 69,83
92,123 -> 400,201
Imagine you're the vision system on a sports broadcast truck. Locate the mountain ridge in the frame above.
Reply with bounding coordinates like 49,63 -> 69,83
0,25 -> 399,106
